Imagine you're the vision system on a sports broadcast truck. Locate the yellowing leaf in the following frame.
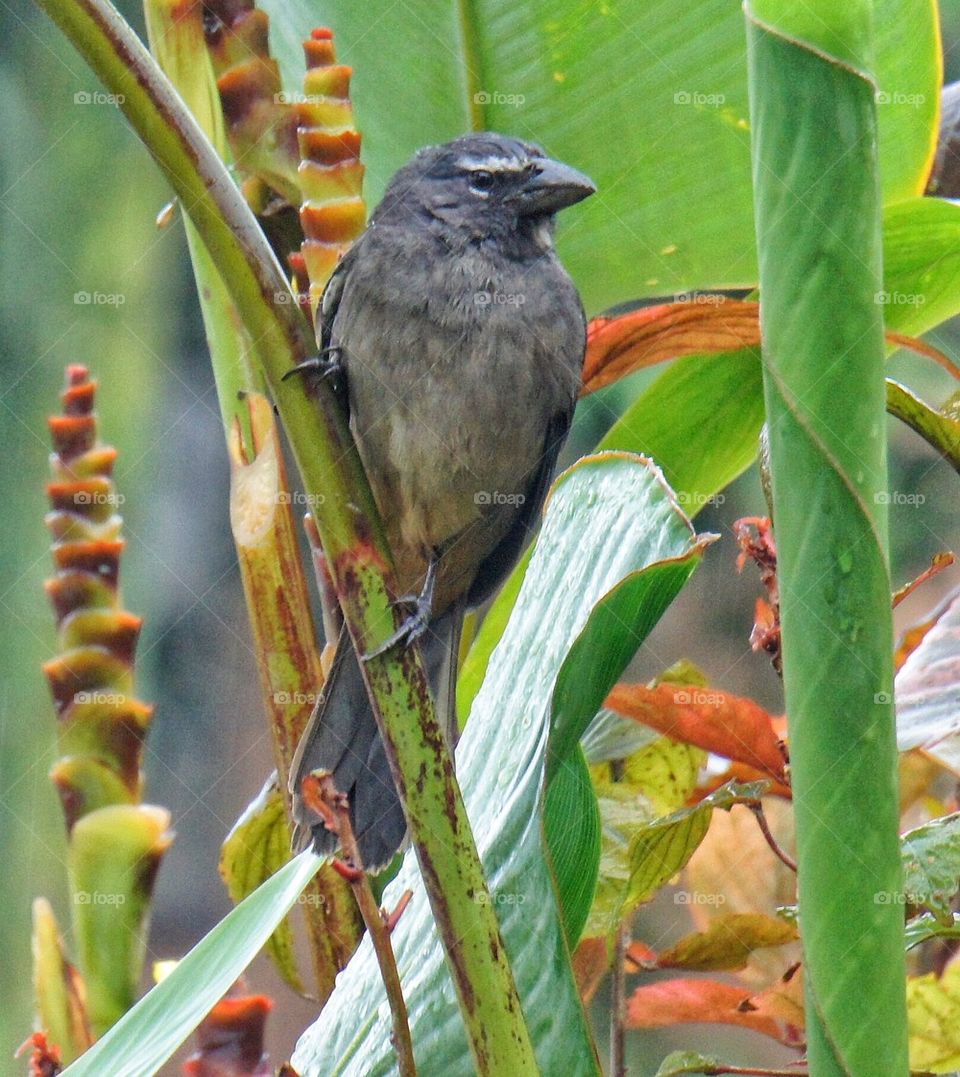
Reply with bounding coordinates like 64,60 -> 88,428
628,913 -> 797,972
908,962 -> 960,1072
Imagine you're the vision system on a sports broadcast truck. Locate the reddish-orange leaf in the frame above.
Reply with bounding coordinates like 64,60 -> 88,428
606,682 -> 788,782
626,965 -> 804,1047
581,301 -> 956,398
581,298 -> 760,395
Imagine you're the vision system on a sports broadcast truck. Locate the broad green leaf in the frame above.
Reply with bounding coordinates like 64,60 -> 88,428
747,4 -> 908,1074
599,348 -> 765,508
259,0 -> 938,313
61,851 -> 323,1077
544,747 -> 600,946
882,197 -> 960,337
901,813 -> 960,924
456,545 -> 529,720
219,776 -> 303,993
291,453 -> 709,1075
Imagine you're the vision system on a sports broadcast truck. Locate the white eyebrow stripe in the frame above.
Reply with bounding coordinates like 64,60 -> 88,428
456,154 -> 529,172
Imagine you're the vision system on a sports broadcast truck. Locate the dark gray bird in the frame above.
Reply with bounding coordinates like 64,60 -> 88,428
289,133 -> 594,869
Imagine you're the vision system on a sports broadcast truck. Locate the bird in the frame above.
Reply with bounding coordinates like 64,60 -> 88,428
289,132 -> 595,870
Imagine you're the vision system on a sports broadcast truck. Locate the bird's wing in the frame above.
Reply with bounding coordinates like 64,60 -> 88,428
316,242 -> 358,352
465,406 -> 574,610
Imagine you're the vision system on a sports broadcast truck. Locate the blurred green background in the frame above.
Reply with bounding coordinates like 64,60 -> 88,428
3,2 -> 960,1073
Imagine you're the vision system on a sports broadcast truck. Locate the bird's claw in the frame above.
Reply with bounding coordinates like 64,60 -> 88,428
362,597 -> 431,661
282,347 -> 343,383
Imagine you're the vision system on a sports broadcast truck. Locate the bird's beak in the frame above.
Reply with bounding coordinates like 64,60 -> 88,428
517,157 -> 596,216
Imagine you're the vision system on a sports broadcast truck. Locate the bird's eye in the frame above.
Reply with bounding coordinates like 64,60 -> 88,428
469,170 -> 495,193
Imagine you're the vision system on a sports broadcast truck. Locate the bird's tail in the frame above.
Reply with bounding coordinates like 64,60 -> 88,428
289,605 -> 463,872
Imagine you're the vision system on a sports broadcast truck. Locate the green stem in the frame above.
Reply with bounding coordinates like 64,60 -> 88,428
35,0 -> 536,1068
746,5 -> 907,1075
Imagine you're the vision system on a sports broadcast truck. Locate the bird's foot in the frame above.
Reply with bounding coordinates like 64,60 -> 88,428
282,347 -> 343,383
363,556 -> 439,660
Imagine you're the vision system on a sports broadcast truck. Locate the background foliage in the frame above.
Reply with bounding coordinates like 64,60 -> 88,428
4,0 -> 960,1071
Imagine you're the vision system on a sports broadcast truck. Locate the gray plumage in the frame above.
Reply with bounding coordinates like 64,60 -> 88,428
289,133 -> 594,869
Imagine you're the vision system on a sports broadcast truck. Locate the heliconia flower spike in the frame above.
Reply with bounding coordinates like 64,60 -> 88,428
203,0 -> 302,207
36,366 -> 173,1043
43,366 -> 154,821
297,28 -> 366,319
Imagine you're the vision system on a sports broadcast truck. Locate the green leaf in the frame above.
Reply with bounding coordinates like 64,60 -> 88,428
291,453 -> 709,1075
886,380 -> 960,474
654,1051 -> 723,1077
259,0 -> 938,313
882,197 -> 960,337
219,776 -> 303,994
61,851 -> 323,1077
544,748 -> 600,947
905,913 -> 960,951
456,545 -> 530,721
598,349 -> 765,510
586,780 -> 766,940
901,813 -> 960,925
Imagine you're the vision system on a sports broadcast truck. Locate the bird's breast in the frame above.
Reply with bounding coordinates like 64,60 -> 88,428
335,245 -> 583,603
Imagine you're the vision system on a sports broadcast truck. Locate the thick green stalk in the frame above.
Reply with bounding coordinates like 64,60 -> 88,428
35,0 -> 537,1068
746,4 -> 907,1074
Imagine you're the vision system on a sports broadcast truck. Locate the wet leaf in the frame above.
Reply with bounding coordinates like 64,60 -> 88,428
901,813 -> 960,924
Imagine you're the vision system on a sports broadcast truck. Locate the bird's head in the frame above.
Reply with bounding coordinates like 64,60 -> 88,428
372,133 -> 595,249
